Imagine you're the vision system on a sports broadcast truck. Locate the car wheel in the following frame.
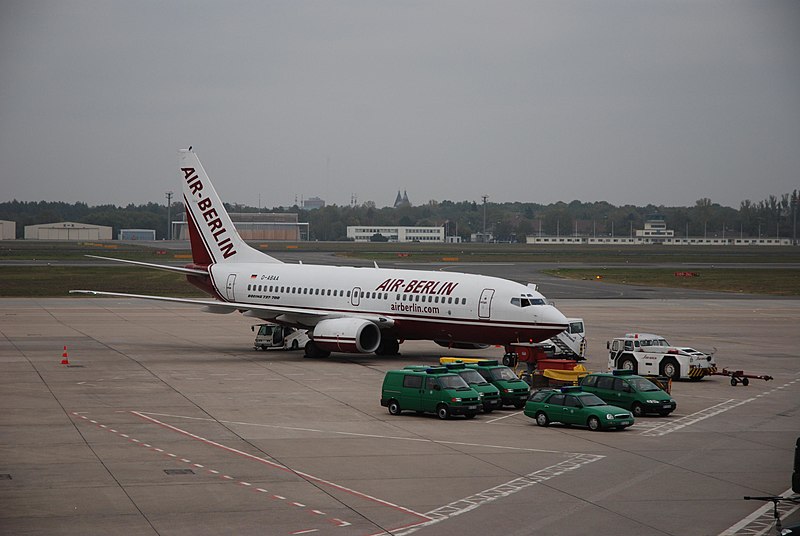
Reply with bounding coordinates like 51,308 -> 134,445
387,400 -> 401,416
660,358 -> 680,380
657,410 -> 672,417
436,404 -> 450,420
587,416 -> 601,431
483,407 -> 494,414
513,400 -> 525,409
619,355 -> 638,373
260,345 -> 268,351
535,412 -> 550,427
464,412 -> 477,420
631,402 -> 645,418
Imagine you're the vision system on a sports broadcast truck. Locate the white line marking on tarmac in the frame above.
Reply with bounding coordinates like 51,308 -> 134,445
394,453 -> 605,535
641,378 -> 799,437
718,488 -> 799,536
132,410 -> 607,535
71,411 -> 352,531
137,411 -> 572,455
484,411 -> 522,423
132,411 -> 431,522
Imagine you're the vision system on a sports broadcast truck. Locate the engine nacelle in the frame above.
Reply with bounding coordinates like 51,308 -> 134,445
311,318 -> 381,354
434,340 -> 490,350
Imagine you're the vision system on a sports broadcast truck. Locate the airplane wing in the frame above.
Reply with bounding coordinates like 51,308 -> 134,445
83,255 -> 208,275
68,290 -> 395,328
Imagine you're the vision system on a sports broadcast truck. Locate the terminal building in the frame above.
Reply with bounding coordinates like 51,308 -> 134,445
347,225 -> 444,243
527,214 -> 793,246
172,212 -> 308,241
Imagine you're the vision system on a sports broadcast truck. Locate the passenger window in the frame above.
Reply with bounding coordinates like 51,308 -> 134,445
614,379 -> 631,392
582,375 -> 597,387
548,394 -> 565,406
564,396 -> 581,408
425,377 -> 439,390
402,375 -> 422,389
596,377 -> 614,390
346,291 -> 351,297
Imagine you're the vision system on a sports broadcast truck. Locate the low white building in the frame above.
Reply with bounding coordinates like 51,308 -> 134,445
347,225 -> 444,243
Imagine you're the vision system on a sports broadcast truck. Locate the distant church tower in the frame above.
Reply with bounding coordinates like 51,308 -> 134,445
394,189 -> 411,208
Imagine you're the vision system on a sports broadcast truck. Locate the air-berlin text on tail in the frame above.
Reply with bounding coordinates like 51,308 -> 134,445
375,278 -> 458,295
182,167 -> 237,259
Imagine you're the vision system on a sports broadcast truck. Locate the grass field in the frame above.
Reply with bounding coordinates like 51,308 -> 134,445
1,240 -> 798,297
543,267 -> 800,296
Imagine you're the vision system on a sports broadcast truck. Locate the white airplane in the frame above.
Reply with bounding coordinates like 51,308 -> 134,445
72,149 -> 568,358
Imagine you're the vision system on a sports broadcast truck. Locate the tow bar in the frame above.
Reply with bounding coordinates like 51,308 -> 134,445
712,368 -> 773,386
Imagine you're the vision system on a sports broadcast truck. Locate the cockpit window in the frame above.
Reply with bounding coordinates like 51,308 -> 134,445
512,294 -> 546,307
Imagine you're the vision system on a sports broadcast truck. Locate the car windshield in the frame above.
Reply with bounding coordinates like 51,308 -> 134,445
459,370 -> 489,385
628,377 -> 661,392
489,367 -> 517,381
579,394 -> 608,407
640,338 -> 669,347
439,375 -> 471,390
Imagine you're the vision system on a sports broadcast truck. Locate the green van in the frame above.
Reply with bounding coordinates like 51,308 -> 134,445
442,363 -> 502,413
465,360 -> 530,409
579,370 -> 676,417
381,367 -> 481,419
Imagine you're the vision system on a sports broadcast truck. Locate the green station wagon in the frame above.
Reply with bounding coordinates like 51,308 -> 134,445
381,367 -> 481,420
579,370 -> 676,417
524,386 -> 635,431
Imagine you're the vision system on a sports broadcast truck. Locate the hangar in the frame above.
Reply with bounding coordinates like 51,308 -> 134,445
172,212 -> 307,241
0,220 -> 16,240
24,221 -> 112,240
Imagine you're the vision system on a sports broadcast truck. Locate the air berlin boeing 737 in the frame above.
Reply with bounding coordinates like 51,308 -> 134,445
72,149 -> 568,358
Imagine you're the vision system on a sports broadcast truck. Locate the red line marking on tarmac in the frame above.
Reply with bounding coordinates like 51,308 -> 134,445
131,410 -> 431,523
71,411 -> 358,531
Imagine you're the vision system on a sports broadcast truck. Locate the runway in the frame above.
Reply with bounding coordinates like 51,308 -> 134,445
1,297 -> 799,535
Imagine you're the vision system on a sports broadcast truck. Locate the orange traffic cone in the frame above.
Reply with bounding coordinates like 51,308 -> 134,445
61,346 -> 70,365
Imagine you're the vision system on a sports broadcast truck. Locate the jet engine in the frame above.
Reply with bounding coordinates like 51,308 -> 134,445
434,340 -> 490,350
311,318 -> 381,354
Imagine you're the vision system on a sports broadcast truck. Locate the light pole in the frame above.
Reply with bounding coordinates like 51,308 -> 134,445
165,191 -> 173,240
481,195 -> 488,242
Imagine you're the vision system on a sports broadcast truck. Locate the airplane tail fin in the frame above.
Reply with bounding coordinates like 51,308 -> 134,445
179,149 -> 281,266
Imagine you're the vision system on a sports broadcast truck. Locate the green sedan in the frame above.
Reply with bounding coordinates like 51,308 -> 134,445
523,386 -> 635,431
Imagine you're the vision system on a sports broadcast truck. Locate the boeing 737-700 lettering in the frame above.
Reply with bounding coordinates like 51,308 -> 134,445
72,149 -> 569,358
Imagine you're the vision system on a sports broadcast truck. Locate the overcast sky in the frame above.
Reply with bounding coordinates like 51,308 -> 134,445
1,1 -> 798,209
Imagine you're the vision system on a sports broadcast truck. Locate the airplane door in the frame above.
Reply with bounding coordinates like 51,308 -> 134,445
226,274 -> 236,301
478,289 -> 495,319
351,287 -> 361,307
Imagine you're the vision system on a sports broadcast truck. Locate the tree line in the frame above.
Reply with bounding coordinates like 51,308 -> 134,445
1,190 -> 797,242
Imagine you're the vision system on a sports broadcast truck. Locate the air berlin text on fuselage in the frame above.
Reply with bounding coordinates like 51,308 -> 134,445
182,167 -> 237,259
375,278 -> 458,295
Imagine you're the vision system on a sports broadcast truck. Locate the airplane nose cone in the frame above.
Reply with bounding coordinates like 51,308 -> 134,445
544,304 -> 569,330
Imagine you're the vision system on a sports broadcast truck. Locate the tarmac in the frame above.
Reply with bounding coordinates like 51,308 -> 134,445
1,296 -> 799,535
